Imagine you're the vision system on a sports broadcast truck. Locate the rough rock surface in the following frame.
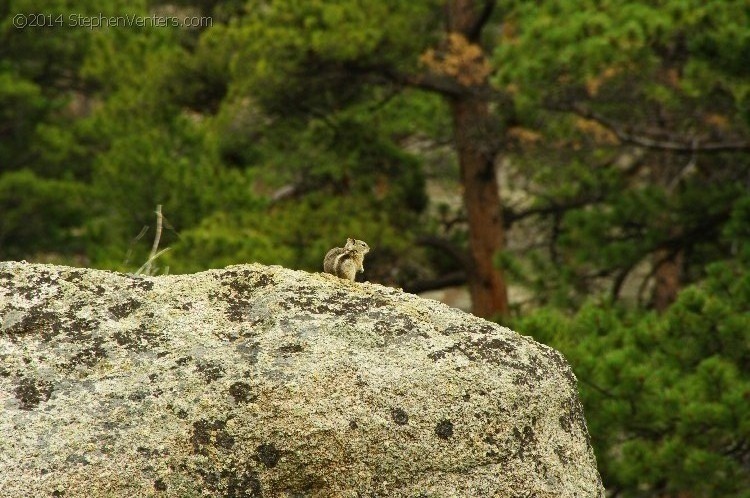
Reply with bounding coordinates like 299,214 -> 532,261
0,261 -> 604,497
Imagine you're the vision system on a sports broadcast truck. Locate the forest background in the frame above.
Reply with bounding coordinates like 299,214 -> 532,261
1,0 -> 749,495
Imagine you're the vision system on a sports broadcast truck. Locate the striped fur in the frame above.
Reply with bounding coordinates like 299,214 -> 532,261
323,238 -> 370,281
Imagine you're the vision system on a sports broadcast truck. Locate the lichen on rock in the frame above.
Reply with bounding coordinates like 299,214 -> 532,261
0,261 -> 604,497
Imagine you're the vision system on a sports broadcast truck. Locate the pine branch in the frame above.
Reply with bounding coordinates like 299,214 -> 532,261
554,103 -> 750,153
403,271 -> 467,294
504,196 -> 604,227
415,234 -> 473,271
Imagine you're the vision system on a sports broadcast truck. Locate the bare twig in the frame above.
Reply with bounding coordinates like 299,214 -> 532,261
136,205 -> 170,276
150,205 -> 163,261
124,225 -> 149,266
136,248 -> 171,276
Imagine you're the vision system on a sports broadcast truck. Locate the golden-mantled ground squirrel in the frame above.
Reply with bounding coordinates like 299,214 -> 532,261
323,238 -> 370,281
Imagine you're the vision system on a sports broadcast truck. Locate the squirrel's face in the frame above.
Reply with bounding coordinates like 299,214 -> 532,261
346,238 -> 370,254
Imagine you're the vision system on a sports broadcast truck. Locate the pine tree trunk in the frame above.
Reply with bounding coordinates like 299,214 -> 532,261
652,249 -> 682,312
650,149 -> 683,312
451,97 -> 509,317
445,0 -> 508,317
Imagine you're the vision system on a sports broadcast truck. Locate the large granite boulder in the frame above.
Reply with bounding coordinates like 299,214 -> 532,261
0,262 -> 604,497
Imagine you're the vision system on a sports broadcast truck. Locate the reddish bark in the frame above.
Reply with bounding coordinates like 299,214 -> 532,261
451,97 -> 508,317
651,245 -> 682,312
446,0 -> 508,317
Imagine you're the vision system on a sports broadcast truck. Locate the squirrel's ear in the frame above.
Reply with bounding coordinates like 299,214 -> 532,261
347,237 -> 354,244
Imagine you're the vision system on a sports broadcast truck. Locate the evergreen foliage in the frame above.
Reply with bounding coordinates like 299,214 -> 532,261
494,0 -> 750,309
514,258 -> 750,497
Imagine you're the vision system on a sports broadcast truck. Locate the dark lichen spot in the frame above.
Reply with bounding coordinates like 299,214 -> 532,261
228,471 -> 263,498
483,338 -> 517,354
167,404 -> 188,420
137,446 -> 160,458
226,302 -> 250,322
227,278 -> 254,296
68,337 -> 107,368
130,278 -> 154,291
470,336 -> 523,365
191,419 -> 234,455
253,273 -> 274,288
435,420 -> 454,439
428,343 -> 467,362
431,334 -> 532,371
256,443 -> 280,469
391,407 -> 409,425
281,287 -> 389,317
114,325 -> 164,352
11,269 -> 56,299
175,356 -> 192,366
198,462 -> 263,498
61,313 -> 100,343
559,395 -> 585,435
228,381 -> 257,404
554,445 -> 570,464
372,314 -> 422,338
236,342 -> 260,364
512,353 -> 548,388
277,343 -> 304,355
4,307 -> 63,342
154,478 -> 167,492
15,377 -> 53,410
52,490 -> 65,497
212,427 -> 234,451
513,424 -> 536,460
190,419 -> 211,453
439,324 -> 464,336
128,391 -> 148,402
65,453 -> 89,465
65,298 -> 87,314
108,298 -> 142,319
349,420 -> 358,430
196,361 -> 225,383
427,350 -> 446,361
214,269 -> 277,323
540,345 -> 576,387
65,270 -> 85,282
